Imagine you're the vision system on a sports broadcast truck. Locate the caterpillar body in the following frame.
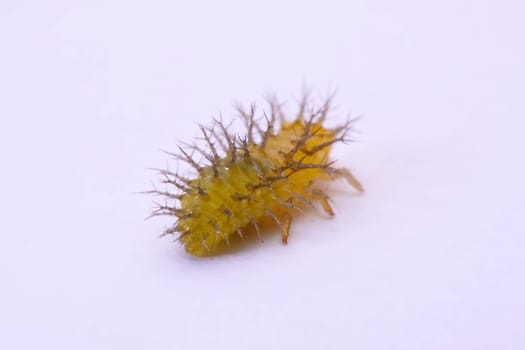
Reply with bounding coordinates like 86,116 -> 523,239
150,94 -> 363,256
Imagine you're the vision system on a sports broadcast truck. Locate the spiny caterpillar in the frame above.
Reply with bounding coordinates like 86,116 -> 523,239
149,93 -> 363,256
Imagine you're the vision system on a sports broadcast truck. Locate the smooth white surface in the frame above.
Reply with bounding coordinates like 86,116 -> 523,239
1,1 -> 524,349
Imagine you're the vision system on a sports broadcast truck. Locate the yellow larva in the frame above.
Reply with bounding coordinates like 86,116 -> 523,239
150,94 -> 363,256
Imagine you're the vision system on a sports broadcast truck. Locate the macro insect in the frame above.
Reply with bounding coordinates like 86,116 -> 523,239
149,93 -> 363,256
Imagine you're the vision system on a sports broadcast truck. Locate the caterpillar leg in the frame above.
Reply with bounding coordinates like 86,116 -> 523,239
325,167 -> 364,192
280,213 -> 292,244
265,209 -> 293,244
303,188 -> 335,216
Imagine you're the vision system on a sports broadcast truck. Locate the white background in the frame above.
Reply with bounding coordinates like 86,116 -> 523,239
1,1 -> 524,349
